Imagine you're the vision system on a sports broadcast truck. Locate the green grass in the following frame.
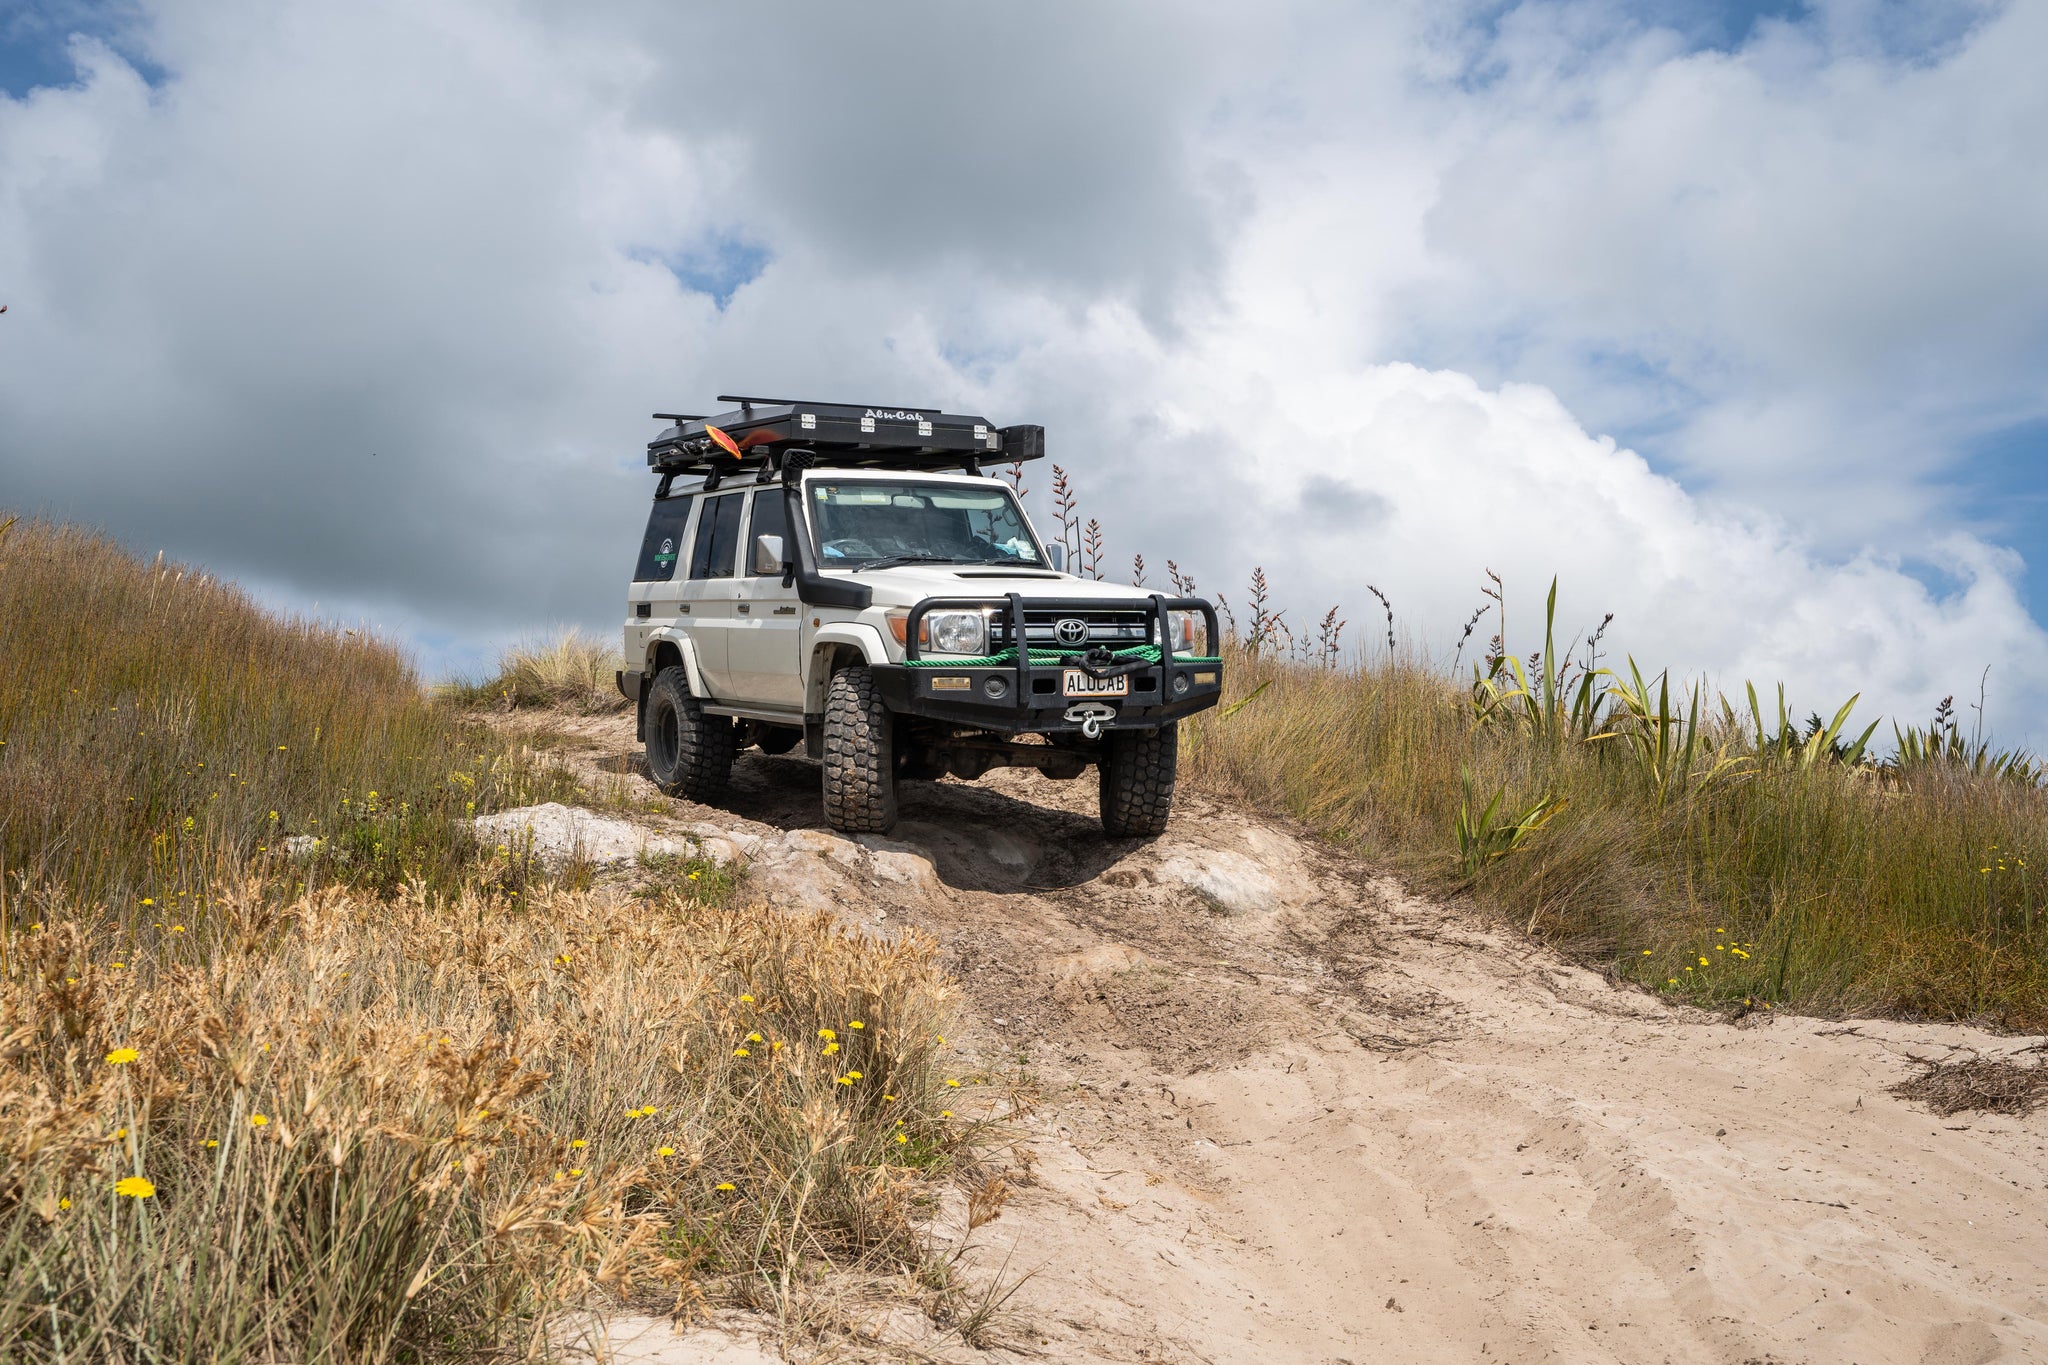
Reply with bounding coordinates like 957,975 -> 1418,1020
1183,586 -> 2048,1028
0,517 -> 578,920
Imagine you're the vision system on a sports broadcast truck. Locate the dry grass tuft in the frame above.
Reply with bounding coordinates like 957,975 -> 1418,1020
0,516 -> 992,1360
1889,1053 -> 2048,1117
0,879 -> 968,1360
451,631 -> 627,714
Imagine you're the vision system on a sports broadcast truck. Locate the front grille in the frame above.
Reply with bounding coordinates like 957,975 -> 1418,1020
991,606 -> 1153,650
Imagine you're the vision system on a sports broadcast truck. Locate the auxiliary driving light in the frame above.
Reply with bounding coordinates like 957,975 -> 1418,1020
1173,674 -> 1191,696
983,676 -> 1010,700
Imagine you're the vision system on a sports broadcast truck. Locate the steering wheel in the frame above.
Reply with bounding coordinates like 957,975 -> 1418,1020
821,537 -> 880,559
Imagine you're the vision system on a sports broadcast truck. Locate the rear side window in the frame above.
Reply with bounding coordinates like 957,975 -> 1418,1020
746,489 -> 789,577
633,495 -> 694,582
689,492 -> 743,580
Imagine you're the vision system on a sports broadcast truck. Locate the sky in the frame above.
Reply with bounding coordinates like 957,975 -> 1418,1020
3,0 -> 2046,746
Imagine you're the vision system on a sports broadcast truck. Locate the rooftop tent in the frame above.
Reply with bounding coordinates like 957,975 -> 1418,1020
646,395 -> 1045,478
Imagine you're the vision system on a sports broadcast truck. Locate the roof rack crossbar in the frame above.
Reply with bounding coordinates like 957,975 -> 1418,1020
714,395 -> 940,414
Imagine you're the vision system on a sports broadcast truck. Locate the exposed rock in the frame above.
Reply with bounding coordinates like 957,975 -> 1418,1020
1153,849 -> 1277,914
470,803 -> 701,869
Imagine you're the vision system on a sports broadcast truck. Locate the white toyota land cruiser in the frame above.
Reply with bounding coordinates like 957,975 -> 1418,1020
617,396 -> 1222,837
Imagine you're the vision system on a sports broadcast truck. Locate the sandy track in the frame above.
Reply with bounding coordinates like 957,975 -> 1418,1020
518,713 -> 2047,1365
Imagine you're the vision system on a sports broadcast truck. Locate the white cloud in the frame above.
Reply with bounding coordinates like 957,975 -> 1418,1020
2,0 -> 2044,743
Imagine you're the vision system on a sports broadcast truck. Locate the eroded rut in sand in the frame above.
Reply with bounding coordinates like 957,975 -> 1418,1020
511,713 -> 2048,1365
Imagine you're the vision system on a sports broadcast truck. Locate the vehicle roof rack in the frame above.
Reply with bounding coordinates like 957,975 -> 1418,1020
646,399 -> 1045,477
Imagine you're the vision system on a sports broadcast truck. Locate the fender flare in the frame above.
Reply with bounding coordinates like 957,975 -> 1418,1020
646,628 -> 712,701
806,624 -> 891,714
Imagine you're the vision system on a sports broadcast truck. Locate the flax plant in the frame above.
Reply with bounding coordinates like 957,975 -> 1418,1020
1183,583 -> 2048,1026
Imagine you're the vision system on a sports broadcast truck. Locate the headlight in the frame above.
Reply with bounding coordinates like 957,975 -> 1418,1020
926,610 -> 987,656
1167,610 -> 1207,657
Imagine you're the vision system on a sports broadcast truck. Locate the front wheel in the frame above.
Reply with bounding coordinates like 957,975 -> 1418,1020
821,665 -> 897,833
644,665 -> 735,801
1099,723 -> 1178,838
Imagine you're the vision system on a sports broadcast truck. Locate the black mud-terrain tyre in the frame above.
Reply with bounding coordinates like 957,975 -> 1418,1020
755,726 -> 802,756
822,665 -> 897,833
644,665 -> 735,802
1098,723 -> 1178,839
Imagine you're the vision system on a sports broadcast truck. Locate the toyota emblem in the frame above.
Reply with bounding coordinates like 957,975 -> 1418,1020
1054,618 -> 1088,647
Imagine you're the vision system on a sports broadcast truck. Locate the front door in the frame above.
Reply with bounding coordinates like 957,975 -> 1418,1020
679,488 -> 745,697
728,487 -> 806,709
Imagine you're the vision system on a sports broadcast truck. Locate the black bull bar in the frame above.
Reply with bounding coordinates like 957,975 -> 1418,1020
894,593 -> 1222,731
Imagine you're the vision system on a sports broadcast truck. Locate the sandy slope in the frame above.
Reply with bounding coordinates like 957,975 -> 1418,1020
514,713 -> 2047,1365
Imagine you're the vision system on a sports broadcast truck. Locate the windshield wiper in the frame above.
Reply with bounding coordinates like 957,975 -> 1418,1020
849,555 -> 963,573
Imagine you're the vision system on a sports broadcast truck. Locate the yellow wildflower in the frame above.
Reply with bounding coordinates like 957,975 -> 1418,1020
105,1048 -> 140,1066
849,1020 -> 865,1030
115,1176 -> 155,1199
658,1146 -> 675,1157
570,1139 -> 586,1149
716,1182 -> 736,1192
822,1041 -> 840,1055
734,1048 -> 751,1058
250,1114 -> 269,1128
818,1028 -> 836,1041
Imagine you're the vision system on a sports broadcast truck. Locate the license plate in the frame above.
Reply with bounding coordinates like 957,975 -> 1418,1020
1063,669 -> 1129,699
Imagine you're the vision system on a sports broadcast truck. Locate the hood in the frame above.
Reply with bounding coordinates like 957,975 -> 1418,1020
848,566 -> 1165,609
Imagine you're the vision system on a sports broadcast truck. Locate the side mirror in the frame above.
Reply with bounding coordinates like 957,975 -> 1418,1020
1045,543 -> 1067,573
752,534 -> 785,576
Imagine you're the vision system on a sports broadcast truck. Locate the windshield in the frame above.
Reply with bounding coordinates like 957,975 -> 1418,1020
808,481 -> 1044,568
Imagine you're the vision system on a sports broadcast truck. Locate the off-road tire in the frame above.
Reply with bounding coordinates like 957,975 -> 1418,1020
755,726 -> 802,756
644,665 -> 735,802
1098,723 -> 1178,838
822,665 -> 897,833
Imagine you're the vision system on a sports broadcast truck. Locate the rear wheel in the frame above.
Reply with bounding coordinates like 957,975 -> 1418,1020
1099,723 -> 1178,838
644,665 -> 735,802
821,665 -> 897,833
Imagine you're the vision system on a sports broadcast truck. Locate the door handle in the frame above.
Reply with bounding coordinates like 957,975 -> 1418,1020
737,604 -> 750,614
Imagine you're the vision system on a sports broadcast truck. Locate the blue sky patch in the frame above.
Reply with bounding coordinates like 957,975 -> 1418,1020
642,234 -> 771,311
0,1 -> 162,99
1957,417 -> 2048,614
